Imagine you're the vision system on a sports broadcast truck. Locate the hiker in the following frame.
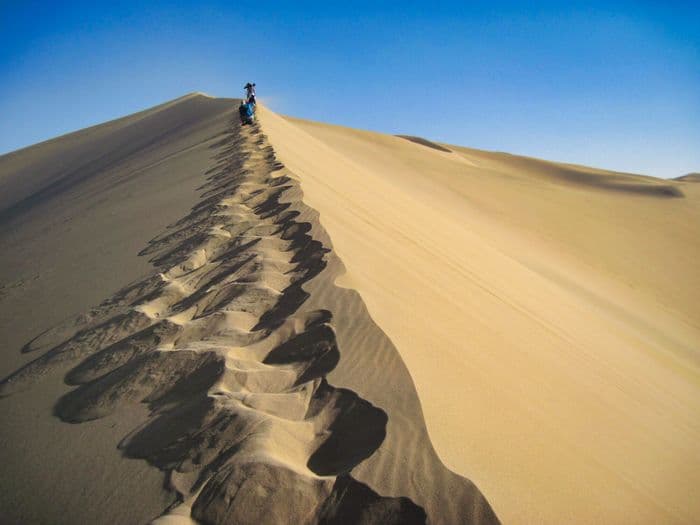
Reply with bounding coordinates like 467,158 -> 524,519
244,82 -> 256,105
239,100 -> 255,125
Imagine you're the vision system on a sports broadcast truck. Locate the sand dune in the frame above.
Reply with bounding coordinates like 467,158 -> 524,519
0,93 -> 240,524
1,93 -> 697,524
0,95 -> 496,524
675,173 -> 700,182
257,109 -> 700,524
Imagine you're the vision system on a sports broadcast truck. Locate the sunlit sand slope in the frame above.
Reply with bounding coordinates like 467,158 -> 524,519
258,107 -> 700,525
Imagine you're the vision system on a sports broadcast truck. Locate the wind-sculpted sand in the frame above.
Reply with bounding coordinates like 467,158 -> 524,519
258,109 -> 700,525
2,93 -> 698,525
0,96 -> 497,524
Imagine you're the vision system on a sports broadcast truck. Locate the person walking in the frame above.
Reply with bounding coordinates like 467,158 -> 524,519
244,82 -> 256,104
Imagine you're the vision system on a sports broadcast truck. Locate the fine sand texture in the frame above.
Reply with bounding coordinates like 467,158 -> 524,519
257,107 -> 700,525
0,94 -> 497,525
0,93 -> 237,524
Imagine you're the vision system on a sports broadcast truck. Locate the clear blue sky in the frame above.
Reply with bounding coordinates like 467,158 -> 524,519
1,1 -> 698,178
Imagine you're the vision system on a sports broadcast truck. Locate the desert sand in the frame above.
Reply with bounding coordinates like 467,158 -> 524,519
0,93 -> 698,524
258,108 -> 700,524
0,93 -> 495,524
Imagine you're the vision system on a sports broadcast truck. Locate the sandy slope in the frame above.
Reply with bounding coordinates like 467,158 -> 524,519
258,108 -> 700,524
0,93 -> 236,523
0,95 -> 497,524
1,93 -> 697,525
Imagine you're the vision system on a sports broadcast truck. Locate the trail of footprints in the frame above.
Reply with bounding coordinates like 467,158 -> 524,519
0,118 -> 426,524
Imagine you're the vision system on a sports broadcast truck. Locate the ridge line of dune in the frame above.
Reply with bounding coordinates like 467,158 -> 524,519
0,110 -> 428,524
0,93 -> 220,161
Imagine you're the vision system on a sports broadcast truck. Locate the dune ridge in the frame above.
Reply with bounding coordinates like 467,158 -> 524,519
674,173 -> 700,182
0,99 -> 497,524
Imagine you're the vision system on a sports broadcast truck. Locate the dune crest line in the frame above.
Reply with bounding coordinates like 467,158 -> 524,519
0,114 -> 427,524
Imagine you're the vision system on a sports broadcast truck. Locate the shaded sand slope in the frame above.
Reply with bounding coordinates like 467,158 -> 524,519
258,108 -> 700,525
1,96 -> 497,524
0,93 -> 235,374
0,93 -> 239,523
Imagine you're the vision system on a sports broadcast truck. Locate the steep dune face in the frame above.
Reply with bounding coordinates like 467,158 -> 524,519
258,108 -> 700,525
0,93 -> 239,524
0,96 -> 497,524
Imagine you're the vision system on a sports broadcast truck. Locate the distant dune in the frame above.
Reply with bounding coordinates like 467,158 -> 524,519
397,135 -> 453,153
1,94 -> 698,525
675,173 -> 700,182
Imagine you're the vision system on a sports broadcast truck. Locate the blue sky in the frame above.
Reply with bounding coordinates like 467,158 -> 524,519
1,1 -> 698,178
